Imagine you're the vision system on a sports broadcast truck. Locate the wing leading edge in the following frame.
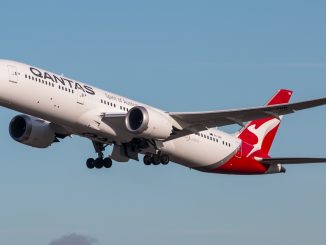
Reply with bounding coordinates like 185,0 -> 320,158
167,96 -> 326,140
98,91 -> 326,143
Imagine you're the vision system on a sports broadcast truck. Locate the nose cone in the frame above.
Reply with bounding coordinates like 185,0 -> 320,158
0,59 -> 12,105
0,59 -> 10,83
0,60 -> 6,80
0,60 -> 7,90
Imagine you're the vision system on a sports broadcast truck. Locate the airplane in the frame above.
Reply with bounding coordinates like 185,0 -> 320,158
0,59 -> 326,175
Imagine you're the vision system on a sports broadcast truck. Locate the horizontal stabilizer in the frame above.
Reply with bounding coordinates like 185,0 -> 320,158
255,157 -> 326,165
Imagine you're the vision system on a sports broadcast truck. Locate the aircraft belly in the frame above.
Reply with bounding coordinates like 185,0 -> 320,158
162,135 -> 237,168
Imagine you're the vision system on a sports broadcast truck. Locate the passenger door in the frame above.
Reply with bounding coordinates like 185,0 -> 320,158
76,89 -> 85,105
7,65 -> 18,83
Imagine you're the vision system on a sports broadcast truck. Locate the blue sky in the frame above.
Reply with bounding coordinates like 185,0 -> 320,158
0,1 -> 326,244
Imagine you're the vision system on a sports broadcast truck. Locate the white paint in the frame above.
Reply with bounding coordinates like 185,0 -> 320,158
246,118 -> 281,157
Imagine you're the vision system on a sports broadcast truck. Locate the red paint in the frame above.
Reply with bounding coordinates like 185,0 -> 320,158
212,89 -> 293,175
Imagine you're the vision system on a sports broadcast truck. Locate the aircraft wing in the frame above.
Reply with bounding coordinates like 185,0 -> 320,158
101,113 -> 127,129
168,97 -> 326,140
255,157 -> 326,164
99,98 -> 326,142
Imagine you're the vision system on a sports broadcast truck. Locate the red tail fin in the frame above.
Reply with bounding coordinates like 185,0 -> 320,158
237,89 -> 293,155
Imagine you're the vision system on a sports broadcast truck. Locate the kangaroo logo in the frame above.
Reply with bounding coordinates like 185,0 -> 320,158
245,117 -> 282,157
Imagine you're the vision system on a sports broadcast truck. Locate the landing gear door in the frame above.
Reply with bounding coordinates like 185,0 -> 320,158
7,65 -> 18,83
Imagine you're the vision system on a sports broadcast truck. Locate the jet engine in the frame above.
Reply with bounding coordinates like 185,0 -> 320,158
125,106 -> 174,140
9,115 -> 56,148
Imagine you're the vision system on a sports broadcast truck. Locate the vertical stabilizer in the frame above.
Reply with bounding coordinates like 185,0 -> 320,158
237,89 -> 293,155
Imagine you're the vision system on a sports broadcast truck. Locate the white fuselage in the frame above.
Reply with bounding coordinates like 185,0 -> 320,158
0,60 -> 240,170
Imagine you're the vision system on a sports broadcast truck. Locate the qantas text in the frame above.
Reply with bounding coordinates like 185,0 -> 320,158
30,67 -> 95,95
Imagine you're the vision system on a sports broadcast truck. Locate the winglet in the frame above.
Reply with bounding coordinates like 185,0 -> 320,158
266,89 -> 293,106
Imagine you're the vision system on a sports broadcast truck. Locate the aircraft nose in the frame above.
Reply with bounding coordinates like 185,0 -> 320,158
0,60 -> 6,86
0,60 -> 12,105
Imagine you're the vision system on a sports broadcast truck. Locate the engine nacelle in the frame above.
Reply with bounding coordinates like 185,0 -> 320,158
125,106 -> 173,140
9,115 -> 56,148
